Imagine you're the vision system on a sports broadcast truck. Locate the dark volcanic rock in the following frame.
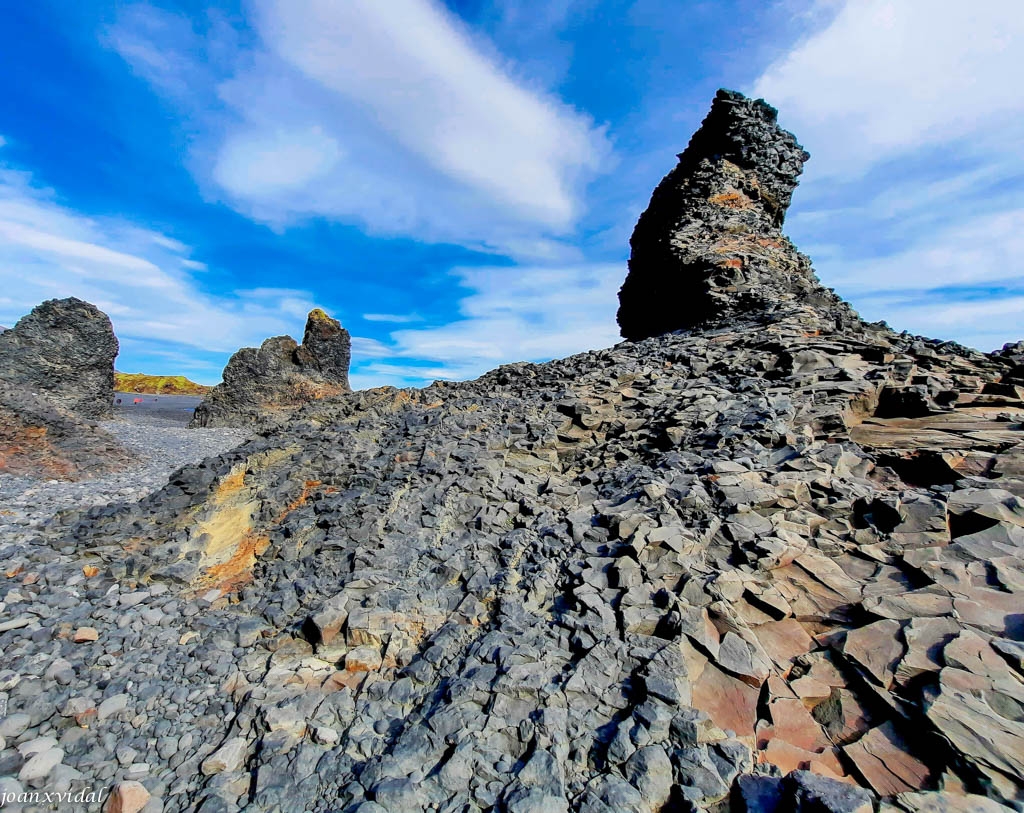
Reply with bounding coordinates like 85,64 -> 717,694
617,88 -> 850,340
3,92 -> 1023,813
0,297 -> 118,418
0,384 -> 129,479
191,308 -> 352,428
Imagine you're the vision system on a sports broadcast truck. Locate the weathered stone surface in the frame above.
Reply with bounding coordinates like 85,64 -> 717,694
843,722 -> 933,797
786,770 -> 874,813
0,297 -> 118,418
201,738 -> 248,776
2,89 -> 1022,813
0,385 -> 129,479
617,89 -> 850,340
191,308 -> 351,427
105,781 -> 152,813
0,298 -> 128,479
890,790 -> 1015,812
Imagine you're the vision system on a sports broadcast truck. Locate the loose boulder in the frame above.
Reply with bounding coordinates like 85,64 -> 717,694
191,308 -> 351,428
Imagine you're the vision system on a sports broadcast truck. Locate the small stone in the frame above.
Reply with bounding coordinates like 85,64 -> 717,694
73,626 -> 99,643
314,726 -> 340,745
97,693 -> 130,721
201,737 -> 248,775
18,748 -> 64,784
104,780 -> 151,813
0,712 -> 31,738
345,645 -> 383,673
785,770 -> 873,813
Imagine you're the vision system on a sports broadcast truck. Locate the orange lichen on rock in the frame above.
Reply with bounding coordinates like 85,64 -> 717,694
709,189 -> 754,209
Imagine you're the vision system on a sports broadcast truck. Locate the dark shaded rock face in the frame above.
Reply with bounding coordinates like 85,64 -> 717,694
4,93 -> 1024,813
191,308 -> 351,428
0,384 -> 130,479
0,297 -> 118,418
617,89 -> 849,340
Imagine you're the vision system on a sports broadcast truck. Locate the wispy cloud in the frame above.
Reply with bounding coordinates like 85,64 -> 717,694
108,0 -> 610,259
753,0 -> 1024,179
0,163 -> 331,376
362,312 -> 424,324
351,263 -> 623,387
751,0 -> 1024,352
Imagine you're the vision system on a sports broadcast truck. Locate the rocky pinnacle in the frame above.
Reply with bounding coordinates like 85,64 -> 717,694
191,308 -> 352,428
617,89 -> 849,341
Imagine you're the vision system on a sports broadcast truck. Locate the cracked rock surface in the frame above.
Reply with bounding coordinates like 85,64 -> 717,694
0,298 -> 118,420
1,91 -> 1023,813
191,309 -> 351,429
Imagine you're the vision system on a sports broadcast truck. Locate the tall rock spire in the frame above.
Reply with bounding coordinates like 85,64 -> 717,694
617,89 -> 842,340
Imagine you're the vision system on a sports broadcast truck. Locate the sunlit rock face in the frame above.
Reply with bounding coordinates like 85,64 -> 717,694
0,296 -> 118,418
191,307 -> 352,428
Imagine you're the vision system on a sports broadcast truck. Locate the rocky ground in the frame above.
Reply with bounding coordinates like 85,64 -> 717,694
0,91 -> 1022,813
0,407 -> 248,549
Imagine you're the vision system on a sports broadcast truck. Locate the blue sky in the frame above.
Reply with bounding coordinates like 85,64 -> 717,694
0,0 -> 1021,387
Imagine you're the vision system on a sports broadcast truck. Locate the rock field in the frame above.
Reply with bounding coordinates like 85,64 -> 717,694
0,90 -> 1022,813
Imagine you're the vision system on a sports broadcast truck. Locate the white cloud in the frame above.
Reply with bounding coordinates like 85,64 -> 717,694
214,126 -> 342,197
354,263 -> 623,387
108,0 -> 609,258
801,206 -> 1023,352
856,294 -> 1024,354
751,0 -> 1024,353
350,336 -> 396,359
362,313 -> 423,324
752,0 -> 1024,178
0,165 -> 327,364
814,208 -> 1024,296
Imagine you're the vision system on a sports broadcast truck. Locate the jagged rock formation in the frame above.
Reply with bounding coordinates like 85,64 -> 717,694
191,309 -> 351,428
0,385 -> 130,479
0,298 -> 127,480
617,89 -> 846,340
0,297 -> 118,418
1,92 -> 1023,813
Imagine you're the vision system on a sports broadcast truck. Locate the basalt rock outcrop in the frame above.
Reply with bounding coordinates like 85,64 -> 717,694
0,297 -> 118,419
617,89 -> 848,340
0,298 -> 128,480
2,92 -> 1023,813
191,308 -> 351,428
